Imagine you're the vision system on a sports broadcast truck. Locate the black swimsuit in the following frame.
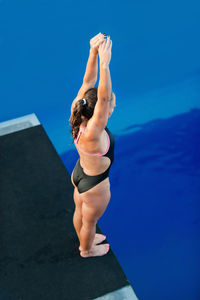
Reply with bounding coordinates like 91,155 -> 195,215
72,126 -> 115,193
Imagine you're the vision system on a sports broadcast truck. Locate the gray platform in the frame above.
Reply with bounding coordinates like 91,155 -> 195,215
0,113 -> 139,300
0,113 -> 40,136
94,285 -> 139,300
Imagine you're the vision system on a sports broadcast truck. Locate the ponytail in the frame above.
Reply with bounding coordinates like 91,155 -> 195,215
69,87 -> 98,144
69,99 -> 86,141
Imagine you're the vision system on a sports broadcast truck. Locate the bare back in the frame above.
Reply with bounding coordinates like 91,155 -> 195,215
74,120 -> 111,177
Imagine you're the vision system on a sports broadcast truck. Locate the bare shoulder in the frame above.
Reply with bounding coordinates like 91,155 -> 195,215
84,118 -> 105,142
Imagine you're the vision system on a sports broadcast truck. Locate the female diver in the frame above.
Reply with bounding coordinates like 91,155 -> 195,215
69,33 -> 116,258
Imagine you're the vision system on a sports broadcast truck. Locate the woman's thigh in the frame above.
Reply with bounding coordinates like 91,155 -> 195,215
73,187 -> 83,213
79,179 -> 111,224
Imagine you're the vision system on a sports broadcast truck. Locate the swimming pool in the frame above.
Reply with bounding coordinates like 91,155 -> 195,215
1,0 -> 200,299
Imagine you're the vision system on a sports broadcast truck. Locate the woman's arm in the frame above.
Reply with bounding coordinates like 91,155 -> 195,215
70,50 -> 98,115
83,33 -> 106,84
88,37 -> 112,131
83,49 -> 98,85
71,34 -> 106,114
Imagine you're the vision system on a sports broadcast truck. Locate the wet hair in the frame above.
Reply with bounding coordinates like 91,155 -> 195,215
69,87 -> 113,143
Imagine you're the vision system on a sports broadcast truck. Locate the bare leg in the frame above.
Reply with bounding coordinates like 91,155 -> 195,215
73,208 -> 82,242
73,207 -> 107,251
79,220 -> 110,258
79,221 -> 96,253
79,233 -> 106,251
74,183 -> 111,258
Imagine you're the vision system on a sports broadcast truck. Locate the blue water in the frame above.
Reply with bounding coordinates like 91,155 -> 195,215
1,1 -> 200,299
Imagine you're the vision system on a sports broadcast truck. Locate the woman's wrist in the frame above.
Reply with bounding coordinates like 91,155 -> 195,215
90,47 -> 98,56
100,62 -> 109,69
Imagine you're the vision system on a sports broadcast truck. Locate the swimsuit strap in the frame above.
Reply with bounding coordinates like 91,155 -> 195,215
75,126 -> 86,143
74,127 -> 110,156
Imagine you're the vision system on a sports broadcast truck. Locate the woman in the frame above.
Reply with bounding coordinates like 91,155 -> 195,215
69,33 -> 116,258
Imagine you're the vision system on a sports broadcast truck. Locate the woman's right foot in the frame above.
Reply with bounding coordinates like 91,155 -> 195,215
79,233 -> 106,251
80,243 -> 110,258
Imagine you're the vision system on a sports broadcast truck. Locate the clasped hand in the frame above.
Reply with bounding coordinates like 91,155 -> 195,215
90,32 -> 110,55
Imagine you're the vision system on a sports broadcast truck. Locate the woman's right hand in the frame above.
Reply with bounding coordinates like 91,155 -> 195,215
98,36 -> 112,67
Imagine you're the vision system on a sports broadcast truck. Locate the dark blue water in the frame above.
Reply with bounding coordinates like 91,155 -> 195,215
62,109 -> 200,300
1,0 -> 200,299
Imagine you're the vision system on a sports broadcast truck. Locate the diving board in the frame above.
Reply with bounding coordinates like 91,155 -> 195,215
0,113 -> 139,300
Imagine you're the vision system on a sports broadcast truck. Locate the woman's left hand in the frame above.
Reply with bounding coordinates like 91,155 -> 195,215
90,32 -> 106,55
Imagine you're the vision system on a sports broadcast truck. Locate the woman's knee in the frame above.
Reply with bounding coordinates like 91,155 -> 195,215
81,202 -> 98,228
82,216 -> 97,232
82,219 -> 96,232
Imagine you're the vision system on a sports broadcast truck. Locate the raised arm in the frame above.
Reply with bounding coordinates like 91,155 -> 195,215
83,49 -> 98,85
83,33 -> 106,84
71,33 -> 105,115
89,36 -> 112,131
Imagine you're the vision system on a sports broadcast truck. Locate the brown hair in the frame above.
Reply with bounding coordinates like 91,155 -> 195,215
69,87 -> 113,144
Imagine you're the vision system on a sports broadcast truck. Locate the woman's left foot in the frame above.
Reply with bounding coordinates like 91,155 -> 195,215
79,233 -> 106,251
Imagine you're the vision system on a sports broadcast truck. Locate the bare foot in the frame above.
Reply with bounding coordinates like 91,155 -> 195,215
79,233 -> 106,251
80,243 -> 110,258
